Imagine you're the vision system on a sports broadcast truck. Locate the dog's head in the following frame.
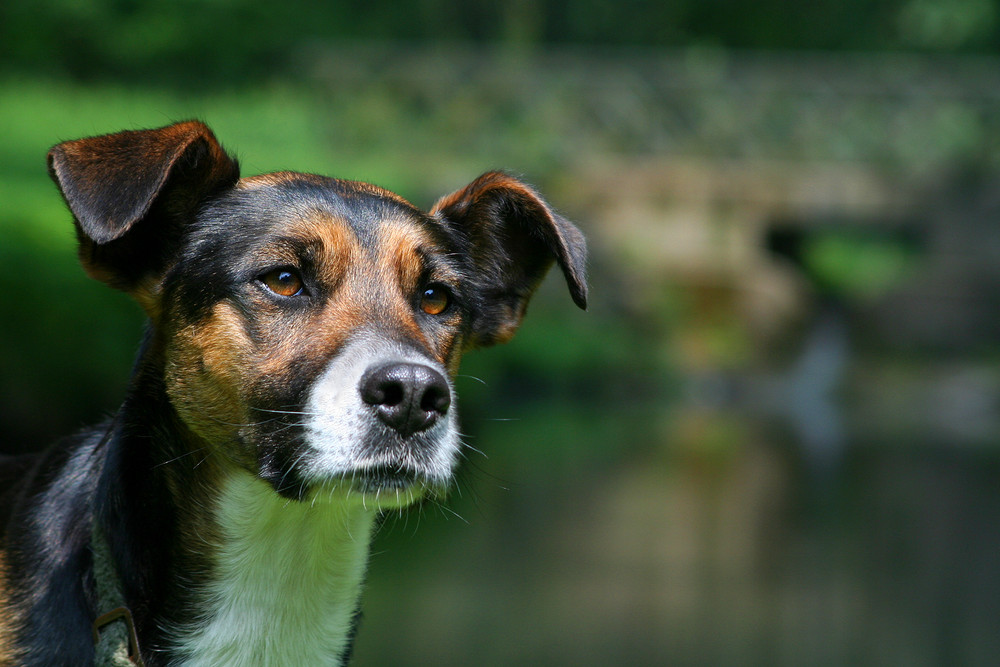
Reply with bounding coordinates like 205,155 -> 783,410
48,121 -> 586,507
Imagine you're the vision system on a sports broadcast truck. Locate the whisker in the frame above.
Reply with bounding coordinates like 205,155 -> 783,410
278,439 -> 312,491
456,374 -> 488,386
435,502 -> 470,525
460,442 -> 488,460
250,407 -> 321,417
153,448 -> 209,469
206,415 -> 281,428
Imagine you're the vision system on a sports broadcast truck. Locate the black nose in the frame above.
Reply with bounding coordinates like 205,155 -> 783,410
359,362 -> 451,437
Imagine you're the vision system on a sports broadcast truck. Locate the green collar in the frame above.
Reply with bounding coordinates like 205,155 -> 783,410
91,521 -> 144,667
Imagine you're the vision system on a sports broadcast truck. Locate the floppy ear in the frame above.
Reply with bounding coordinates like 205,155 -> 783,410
431,171 -> 588,348
47,120 -> 239,291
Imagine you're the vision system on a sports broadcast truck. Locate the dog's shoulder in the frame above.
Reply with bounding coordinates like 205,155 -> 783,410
0,427 -> 106,665
1,426 -> 105,533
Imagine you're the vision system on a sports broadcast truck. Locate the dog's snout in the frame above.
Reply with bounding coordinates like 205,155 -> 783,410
359,362 -> 450,437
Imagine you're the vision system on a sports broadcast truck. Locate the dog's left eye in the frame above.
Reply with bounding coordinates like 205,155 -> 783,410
261,268 -> 304,297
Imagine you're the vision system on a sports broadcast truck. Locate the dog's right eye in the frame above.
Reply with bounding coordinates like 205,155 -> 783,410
260,268 -> 304,297
419,284 -> 451,315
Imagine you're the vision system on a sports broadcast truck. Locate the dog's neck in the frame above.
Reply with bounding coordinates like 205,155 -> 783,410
101,352 -> 378,666
165,472 -> 377,666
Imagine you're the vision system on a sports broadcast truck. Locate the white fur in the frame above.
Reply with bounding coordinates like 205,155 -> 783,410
168,472 -> 377,666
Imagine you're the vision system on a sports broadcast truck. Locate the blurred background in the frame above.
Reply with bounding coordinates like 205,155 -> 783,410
2,1 -> 1000,665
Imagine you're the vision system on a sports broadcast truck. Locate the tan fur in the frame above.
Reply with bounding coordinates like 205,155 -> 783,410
165,301 -> 256,464
300,212 -> 364,291
373,219 -> 464,364
0,551 -> 22,666
256,211 -> 369,381
378,222 -> 430,292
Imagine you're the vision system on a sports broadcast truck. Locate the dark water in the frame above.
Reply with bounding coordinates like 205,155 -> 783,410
353,312 -> 1000,667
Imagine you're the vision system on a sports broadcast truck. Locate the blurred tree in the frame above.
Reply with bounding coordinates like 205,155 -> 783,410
4,0 -> 1000,85
897,0 -> 997,49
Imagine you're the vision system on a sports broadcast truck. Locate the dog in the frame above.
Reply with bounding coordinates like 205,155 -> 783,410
0,121 -> 587,666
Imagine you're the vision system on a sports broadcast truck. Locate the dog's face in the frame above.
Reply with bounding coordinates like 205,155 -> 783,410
47,122 -> 587,508
160,174 -> 468,505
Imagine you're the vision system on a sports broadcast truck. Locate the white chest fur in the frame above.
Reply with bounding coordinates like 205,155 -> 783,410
169,473 -> 377,666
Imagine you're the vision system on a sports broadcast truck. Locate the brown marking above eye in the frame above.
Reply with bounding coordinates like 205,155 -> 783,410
261,268 -> 304,297
420,284 -> 450,315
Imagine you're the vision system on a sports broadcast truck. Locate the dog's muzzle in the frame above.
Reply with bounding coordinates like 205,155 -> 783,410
297,337 -> 460,504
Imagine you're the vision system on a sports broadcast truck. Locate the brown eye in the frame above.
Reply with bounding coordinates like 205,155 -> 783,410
420,285 -> 450,315
261,269 -> 304,297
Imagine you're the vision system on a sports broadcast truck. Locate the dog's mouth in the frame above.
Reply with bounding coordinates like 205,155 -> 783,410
351,464 -> 422,493
303,463 -> 448,508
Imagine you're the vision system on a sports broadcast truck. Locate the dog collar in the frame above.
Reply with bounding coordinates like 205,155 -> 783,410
91,521 -> 145,666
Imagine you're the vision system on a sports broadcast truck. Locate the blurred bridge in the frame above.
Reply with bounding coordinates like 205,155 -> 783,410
303,44 -> 1000,171
301,44 -> 1000,363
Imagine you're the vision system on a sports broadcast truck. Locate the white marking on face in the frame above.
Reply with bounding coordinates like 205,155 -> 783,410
298,335 -> 461,506
167,472 -> 377,666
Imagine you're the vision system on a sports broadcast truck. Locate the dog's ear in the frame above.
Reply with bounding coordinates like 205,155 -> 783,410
47,121 -> 240,291
431,171 -> 588,347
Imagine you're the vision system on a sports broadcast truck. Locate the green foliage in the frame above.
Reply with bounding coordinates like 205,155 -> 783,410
897,0 -> 997,50
802,232 -> 922,300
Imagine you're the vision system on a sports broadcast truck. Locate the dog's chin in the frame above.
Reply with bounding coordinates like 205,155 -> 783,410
300,465 -> 450,510
291,420 -> 460,508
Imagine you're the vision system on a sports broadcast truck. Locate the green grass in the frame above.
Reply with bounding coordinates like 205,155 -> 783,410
0,80 -> 327,241
0,77 -> 470,241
